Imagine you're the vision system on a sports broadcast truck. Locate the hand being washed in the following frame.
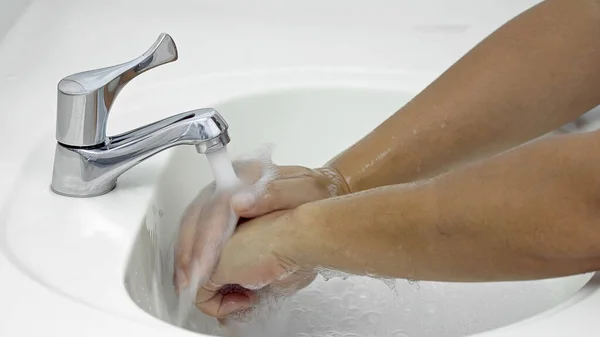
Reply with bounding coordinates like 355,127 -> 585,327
173,147 -> 350,299
194,208 -> 315,318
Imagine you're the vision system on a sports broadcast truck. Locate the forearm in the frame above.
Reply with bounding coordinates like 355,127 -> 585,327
292,132 -> 600,281
327,0 -> 600,192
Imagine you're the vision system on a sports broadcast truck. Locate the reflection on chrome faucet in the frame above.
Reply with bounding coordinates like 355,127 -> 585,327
50,33 -> 231,197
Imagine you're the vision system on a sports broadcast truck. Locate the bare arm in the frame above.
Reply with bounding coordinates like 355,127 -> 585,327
327,0 -> 600,192
191,0 -> 600,316
287,131 -> 600,281
193,130 -> 600,317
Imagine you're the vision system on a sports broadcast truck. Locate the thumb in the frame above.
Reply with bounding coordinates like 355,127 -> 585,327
233,177 -> 327,218
231,163 -> 278,217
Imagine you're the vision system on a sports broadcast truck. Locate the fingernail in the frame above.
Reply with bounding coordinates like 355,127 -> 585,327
176,269 -> 188,289
231,192 -> 255,211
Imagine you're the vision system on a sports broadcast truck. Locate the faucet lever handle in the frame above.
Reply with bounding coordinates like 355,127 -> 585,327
56,33 -> 178,147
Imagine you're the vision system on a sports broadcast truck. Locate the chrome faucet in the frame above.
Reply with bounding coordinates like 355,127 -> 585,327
50,33 -> 231,197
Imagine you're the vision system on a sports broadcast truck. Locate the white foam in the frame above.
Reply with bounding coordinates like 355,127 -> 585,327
318,267 -> 398,291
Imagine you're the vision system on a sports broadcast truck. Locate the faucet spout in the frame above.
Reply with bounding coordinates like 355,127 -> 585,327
50,108 -> 230,197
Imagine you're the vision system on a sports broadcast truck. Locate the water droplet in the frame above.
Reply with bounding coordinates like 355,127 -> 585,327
425,302 -> 437,315
407,279 -> 421,290
347,306 -> 362,318
329,297 -> 343,308
381,278 -> 397,290
290,307 -> 306,316
392,330 -> 410,337
361,311 -> 381,325
342,295 -> 359,307
340,317 -> 359,330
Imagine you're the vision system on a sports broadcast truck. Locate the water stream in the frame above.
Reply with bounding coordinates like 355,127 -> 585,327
175,146 -> 242,327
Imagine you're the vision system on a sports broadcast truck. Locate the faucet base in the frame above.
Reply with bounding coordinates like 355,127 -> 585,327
50,182 -> 117,198
50,143 -> 119,198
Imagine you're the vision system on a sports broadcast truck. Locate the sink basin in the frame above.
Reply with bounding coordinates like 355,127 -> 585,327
122,84 -> 595,337
2,66 -> 598,337
4,0 -> 600,334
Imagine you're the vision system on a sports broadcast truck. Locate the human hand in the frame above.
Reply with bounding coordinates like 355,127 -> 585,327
173,146 -> 349,293
194,208 -> 315,318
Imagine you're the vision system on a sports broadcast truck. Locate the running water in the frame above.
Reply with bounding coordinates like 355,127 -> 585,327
206,146 -> 243,190
175,145 -> 242,327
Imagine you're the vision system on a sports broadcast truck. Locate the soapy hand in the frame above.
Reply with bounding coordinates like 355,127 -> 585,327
173,146 -> 350,302
194,209 -> 315,318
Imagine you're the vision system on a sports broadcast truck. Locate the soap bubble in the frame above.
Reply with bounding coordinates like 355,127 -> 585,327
391,330 -> 410,337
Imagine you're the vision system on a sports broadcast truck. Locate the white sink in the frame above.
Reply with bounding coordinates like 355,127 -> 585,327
122,82 -> 596,337
3,67 -> 600,337
5,1 -> 600,336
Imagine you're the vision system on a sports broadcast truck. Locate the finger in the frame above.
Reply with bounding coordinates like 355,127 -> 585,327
196,292 -> 223,317
230,166 -> 307,213
272,272 -> 317,294
233,160 -> 265,184
219,293 -> 252,317
230,164 -> 278,214
208,225 -> 285,290
173,182 -> 216,291
188,194 -> 234,287
197,293 -> 252,318
276,165 -> 316,178
174,189 -> 213,290
196,283 -> 257,318
234,177 -> 328,218
233,157 -> 279,185
195,277 -> 221,302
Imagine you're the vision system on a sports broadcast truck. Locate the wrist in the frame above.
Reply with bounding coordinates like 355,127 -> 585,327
315,166 -> 352,196
272,201 -> 325,270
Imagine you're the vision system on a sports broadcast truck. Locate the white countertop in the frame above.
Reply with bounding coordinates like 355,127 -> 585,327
9,1 -> 600,336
